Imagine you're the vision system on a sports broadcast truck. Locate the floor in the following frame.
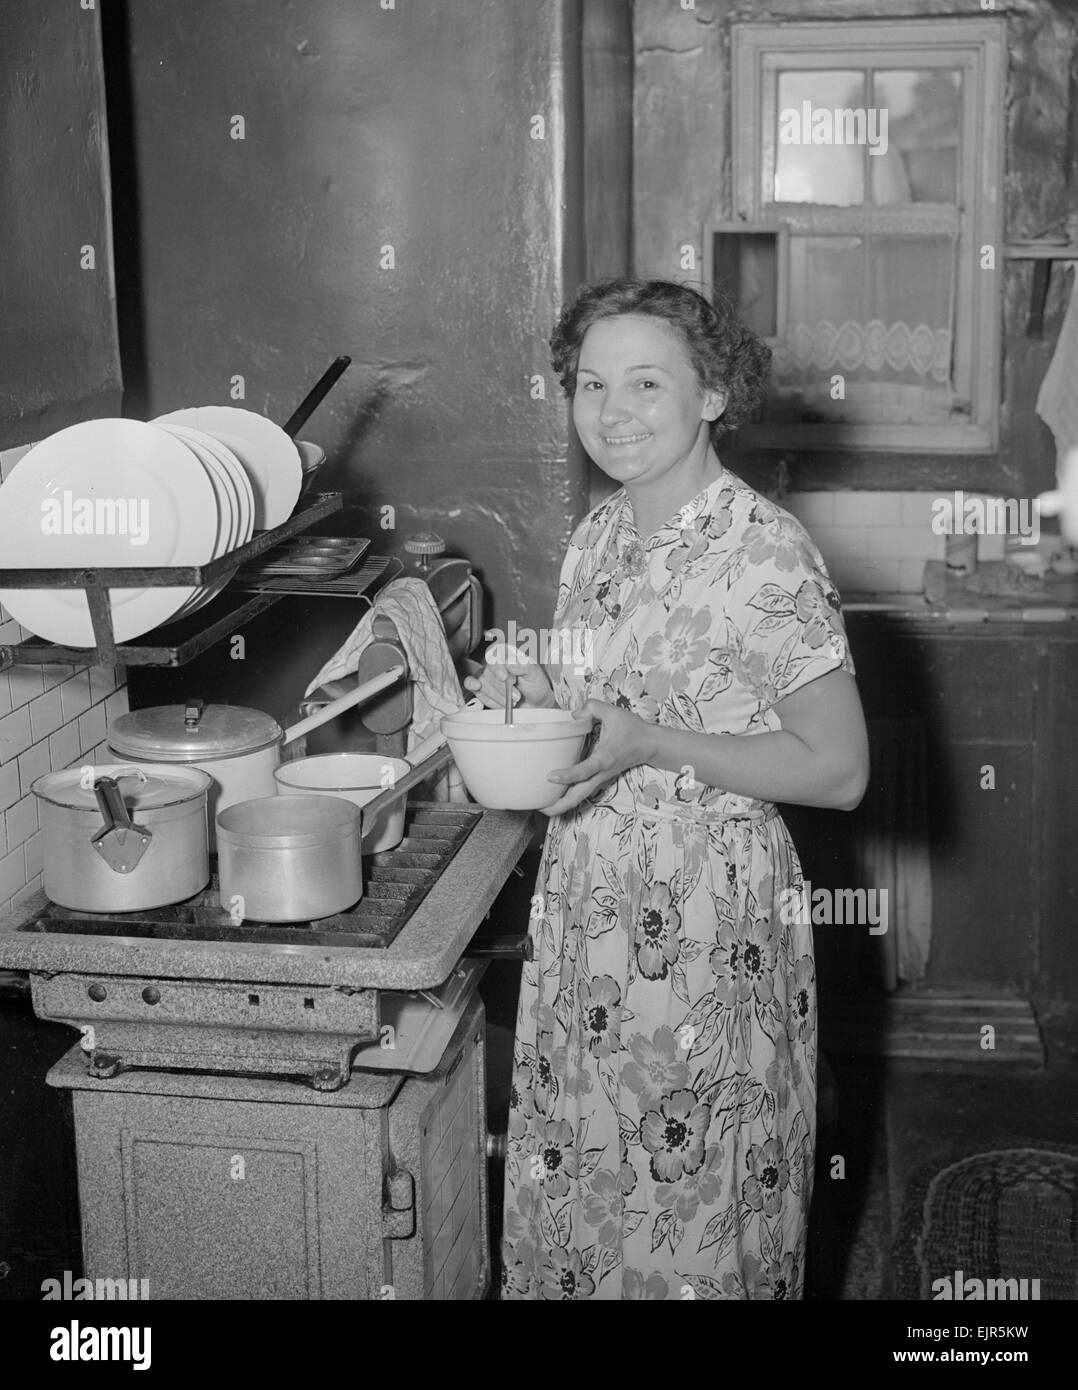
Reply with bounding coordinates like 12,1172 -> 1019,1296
3,949 -> 1076,1301
804,998 -> 1078,1300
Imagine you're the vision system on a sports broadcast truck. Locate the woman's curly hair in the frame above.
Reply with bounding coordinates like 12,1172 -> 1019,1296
549,277 -> 771,444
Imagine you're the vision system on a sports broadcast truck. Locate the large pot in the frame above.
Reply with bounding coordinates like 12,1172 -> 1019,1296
108,700 -> 282,848
32,763 -> 212,912
216,794 -> 363,922
107,671 -> 405,848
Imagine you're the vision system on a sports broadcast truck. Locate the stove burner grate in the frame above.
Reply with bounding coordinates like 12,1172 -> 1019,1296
28,804 -> 481,949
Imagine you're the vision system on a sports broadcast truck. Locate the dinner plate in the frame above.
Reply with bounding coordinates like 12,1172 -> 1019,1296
0,418 -> 218,646
155,425 -> 234,619
196,430 -> 255,544
153,406 -> 301,529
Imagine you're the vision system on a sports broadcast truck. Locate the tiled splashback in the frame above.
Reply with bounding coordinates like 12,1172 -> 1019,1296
781,490 -> 1008,596
0,443 -> 128,920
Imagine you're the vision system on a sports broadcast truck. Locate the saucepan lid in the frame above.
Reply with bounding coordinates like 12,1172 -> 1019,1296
32,763 -> 212,811
109,698 -> 283,761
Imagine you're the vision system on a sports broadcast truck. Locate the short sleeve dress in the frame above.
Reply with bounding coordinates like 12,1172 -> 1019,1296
500,466 -> 855,1301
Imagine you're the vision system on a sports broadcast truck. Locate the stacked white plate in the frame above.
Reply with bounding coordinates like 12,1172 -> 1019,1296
0,409 -> 302,648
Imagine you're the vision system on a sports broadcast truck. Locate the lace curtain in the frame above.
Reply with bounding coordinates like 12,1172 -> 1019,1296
770,233 -> 957,423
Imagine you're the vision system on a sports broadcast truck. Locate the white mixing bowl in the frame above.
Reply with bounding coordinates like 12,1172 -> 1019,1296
439,707 -> 594,810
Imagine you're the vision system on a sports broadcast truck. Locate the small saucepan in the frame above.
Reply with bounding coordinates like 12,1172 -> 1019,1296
272,729 -> 452,852
216,793 -> 363,922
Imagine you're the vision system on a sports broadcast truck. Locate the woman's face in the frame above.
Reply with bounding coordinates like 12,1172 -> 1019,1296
572,314 -> 724,490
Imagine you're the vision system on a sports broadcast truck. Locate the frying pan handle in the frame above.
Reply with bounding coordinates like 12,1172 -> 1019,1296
282,355 -> 353,439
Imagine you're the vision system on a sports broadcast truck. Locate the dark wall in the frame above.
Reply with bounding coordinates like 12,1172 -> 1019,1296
0,2 -> 122,448
109,0 -> 587,634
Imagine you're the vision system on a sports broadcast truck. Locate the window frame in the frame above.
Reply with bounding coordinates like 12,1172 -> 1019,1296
729,17 -> 1005,454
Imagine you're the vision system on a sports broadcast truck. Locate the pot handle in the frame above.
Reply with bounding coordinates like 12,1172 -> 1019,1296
91,775 -> 153,874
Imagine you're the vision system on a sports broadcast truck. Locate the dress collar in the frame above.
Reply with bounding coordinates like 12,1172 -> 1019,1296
617,466 -> 733,548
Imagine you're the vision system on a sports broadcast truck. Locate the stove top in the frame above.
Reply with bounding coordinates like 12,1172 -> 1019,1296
25,804 -> 480,951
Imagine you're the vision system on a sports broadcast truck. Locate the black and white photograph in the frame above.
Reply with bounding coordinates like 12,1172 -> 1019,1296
0,0 -> 1076,1357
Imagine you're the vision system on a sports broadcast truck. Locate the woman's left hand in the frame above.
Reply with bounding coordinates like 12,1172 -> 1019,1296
539,699 -> 655,816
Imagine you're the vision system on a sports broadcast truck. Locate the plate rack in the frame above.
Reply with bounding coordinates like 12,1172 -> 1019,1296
0,492 -> 399,671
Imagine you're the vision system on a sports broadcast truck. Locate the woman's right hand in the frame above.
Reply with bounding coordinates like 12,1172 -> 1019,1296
463,646 -> 556,710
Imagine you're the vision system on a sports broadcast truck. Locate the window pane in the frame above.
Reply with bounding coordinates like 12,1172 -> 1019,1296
770,233 -> 956,424
871,70 -> 961,204
775,70 -> 866,205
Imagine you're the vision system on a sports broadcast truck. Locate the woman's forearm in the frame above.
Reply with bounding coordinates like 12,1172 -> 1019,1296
644,724 -> 863,811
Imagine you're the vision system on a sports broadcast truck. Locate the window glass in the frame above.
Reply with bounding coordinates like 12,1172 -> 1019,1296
871,70 -> 961,204
774,70 -> 866,205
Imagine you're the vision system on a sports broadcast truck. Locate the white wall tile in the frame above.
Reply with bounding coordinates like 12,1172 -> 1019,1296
783,492 -> 834,525
59,671 -> 92,722
24,830 -> 43,879
900,492 -> 938,526
12,875 -> 43,909
832,491 -> 904,526
5,665 -> 44,710
18,740 -> 51,797
29,688 -> 63,742
104,687 -> 129,726
0,761 -> 20,814
0,846 -> 24,902
866,526 -> 942,561
0,707 -> 33,762
41,663 -> 76,692
5,794 -> 37,850
87,665 -> 119,704
0,677 -> 11,720
49,721 -> 82,771
78,703 -> 107,752
813,526 -> 870,561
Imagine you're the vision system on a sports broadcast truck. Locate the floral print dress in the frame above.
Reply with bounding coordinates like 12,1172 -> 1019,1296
500,466 -> 855,1301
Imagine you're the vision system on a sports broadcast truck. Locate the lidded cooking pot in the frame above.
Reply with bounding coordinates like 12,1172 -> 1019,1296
108,699 -> 284,845
33,763 -> 212,912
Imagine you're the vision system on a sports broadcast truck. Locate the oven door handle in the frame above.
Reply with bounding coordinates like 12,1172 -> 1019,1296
382,1168 -> 416,1239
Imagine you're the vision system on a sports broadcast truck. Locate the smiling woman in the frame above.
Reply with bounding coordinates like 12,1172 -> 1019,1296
492,278 -> 870,1301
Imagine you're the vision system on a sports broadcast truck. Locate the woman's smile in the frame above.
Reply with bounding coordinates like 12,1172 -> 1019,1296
602,431 -> 652,446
